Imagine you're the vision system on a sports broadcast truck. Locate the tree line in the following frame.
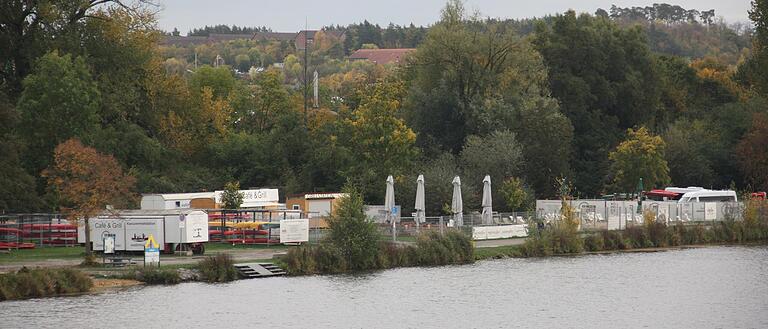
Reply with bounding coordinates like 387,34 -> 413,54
1,0 -> 767,218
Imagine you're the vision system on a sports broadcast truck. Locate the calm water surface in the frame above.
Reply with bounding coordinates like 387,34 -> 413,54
2,246 -> 767,329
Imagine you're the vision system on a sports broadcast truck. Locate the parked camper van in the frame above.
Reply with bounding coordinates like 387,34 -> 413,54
678,189 -> 737,203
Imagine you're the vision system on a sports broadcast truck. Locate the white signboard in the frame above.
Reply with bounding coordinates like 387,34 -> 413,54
214,189 -> 279,207
144,234 -> 160,266
705,202 -> 717,220
280,219 -> 309,243
125,219 -> 165,251
103,235 -> 115,254
472,225 -> 528,240
144,248 -> 160,266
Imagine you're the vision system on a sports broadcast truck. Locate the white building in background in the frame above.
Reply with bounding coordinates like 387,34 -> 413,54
140,192 -> 216,210
213,189 -> 280,208
140,189 -> 281,210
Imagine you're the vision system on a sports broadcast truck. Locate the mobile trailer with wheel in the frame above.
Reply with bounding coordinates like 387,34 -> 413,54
77,209 -> 209,255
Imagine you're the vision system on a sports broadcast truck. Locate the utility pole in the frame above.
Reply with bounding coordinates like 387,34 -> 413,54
303,18 -> 309,129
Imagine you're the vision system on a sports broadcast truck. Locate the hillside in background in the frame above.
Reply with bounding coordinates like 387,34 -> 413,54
1,1 -> 766,214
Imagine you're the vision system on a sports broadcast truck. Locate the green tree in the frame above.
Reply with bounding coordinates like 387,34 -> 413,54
188,65 -> 238,99
737,112 -> 768,191
18,51 -> 100,177
221,181 -> 244,209
0,0 -> 146,96
326,185 -> 379,271
0,92 -> 42,212
234,54 -> 251,72
404,0 -> 566,153
534,11 -> 662,195
738,0 -> 768,95
500,177 -> 534,212
341,79 -> 417,201
459,130 -> 523,211
608,127 -> 671,193
663,119 -> 720,187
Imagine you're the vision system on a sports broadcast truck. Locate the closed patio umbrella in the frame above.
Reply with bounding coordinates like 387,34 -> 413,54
415,174 -> 426,230
482,175 -> 493,225
451,176 -> 463,227
385,175 -> 396,241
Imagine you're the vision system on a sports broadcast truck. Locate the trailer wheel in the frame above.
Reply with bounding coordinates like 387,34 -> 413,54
192,243 -> 205,255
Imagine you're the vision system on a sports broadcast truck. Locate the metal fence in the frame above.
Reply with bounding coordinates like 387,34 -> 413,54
536,199 -> 746,231
0,213 -> 78,248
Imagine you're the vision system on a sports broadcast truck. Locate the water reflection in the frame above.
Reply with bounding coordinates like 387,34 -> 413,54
2,246 -> 767,329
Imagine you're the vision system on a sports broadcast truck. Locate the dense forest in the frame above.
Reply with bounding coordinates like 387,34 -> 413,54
1,1 -> 767,216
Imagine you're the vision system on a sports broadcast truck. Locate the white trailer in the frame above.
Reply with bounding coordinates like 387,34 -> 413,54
78,209 -> 209,254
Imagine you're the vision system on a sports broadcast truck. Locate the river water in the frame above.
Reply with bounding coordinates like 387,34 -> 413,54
2,246 -> 767,328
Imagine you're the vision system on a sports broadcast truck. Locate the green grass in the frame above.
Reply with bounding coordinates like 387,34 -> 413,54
474,245 -> 522,260
0,247 -> 84,264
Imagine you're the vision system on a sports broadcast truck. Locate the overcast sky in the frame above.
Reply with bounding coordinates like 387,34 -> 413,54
155,0 -> 751,34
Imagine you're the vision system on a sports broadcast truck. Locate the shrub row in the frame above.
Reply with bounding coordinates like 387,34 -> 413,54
283,230 -> 474,275
0,267 -> 93,301
131,267 -> 182,285
523,202 -> 768,256
198,253 -> 238,283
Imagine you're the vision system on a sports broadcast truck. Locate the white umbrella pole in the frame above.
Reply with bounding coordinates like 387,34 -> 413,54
392,213 -> 396,242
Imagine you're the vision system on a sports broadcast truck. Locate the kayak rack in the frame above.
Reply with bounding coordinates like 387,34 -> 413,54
234,262 -> 286,278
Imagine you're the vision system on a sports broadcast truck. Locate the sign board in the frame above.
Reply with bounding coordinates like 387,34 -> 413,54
705,202 -> 717,220
280,219 -> 309,243
305,193 -> 347,200
472,225 -> 528,240
214,189 -> 279,207
79,219 -> 126,251
125,219 -> 164,251
103,235 -> 115,254
144,234 -> 160,266
144,248 -> 160,266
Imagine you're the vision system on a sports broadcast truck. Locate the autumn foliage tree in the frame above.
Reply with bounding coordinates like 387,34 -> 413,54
737,113 -> 768,191
608,127 -> 671,193
43,139 -> 136,257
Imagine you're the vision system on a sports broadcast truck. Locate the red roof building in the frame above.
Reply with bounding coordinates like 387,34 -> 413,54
349,48 -> 415,65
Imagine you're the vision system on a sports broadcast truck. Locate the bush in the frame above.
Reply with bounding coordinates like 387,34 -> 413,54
134,267 -> 181,285
584,234 -> 605,251
326,186 -> 380,271
414,230 -> 474,266
283,230 -> 474,275
0,267 -> 93,301
198,253 -> 238,283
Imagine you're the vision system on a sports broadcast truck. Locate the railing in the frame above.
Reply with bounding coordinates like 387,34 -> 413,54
0,213 -> 77,249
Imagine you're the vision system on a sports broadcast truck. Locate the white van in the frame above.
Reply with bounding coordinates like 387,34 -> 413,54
678,189 -> 738,203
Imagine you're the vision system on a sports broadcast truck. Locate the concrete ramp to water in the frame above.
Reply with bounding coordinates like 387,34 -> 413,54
234,263 -> 286,278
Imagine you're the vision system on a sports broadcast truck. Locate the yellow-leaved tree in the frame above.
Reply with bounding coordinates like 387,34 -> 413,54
342,79 -> 417,200
608,127 -> 671,194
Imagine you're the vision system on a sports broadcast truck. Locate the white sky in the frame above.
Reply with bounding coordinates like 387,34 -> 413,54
155,0 -> 752,34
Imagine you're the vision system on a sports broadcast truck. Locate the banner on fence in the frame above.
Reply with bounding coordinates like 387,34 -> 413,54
471,224 -> 528,240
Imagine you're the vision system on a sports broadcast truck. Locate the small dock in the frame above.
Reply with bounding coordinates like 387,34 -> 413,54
234,263 -> 286,278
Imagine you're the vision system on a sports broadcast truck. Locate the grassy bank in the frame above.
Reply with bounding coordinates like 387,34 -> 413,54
0,267 -> 93,301
283,230 -> 474,275
473,214 -> 768,261
0,247 -> 83,264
